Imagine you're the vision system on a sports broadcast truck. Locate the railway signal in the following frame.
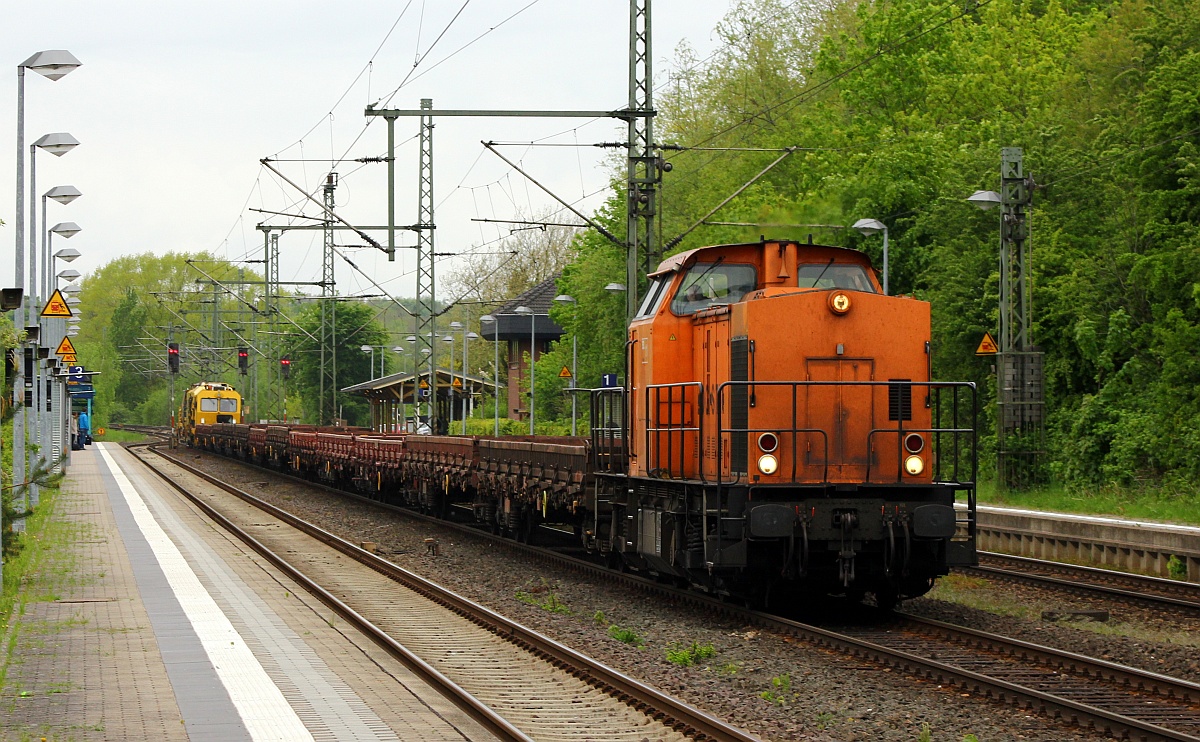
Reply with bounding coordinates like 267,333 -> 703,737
168,342 -> 179,374
238,347 -> 249,375
280,356 -> 291,379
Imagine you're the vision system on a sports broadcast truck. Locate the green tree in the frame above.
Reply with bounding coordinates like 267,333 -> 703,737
289,300 -> 389,426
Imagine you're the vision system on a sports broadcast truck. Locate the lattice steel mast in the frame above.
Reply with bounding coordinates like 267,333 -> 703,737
997,147 -> 1044,488
320,173 -> 338,424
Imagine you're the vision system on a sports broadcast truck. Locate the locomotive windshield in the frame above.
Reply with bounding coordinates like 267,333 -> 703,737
796,262 -> 877,292
671,263 -> 757,315
199,398 -> 239,412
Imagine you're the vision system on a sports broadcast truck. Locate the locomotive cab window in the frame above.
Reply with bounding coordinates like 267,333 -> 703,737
796,263 -> 878,292
636,278 -> 670,319
671,263 -> 757,315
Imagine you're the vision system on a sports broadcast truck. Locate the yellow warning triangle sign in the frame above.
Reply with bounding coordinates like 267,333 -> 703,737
975,332 -> 999,356
61,353 -> 77,364
558,366 -> 572,379
452,376 -> 462,388
56,336 -> 77,356
41,289 -> 73,318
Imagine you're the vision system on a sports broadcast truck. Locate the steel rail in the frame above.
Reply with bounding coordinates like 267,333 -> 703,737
123,441 -> 534,742
970,552 -> 1200,612
137,442 -> 759,742
161,440 -> 1200,741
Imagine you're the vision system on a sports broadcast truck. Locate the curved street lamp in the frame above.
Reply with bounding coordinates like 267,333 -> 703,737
852,218 -> 889,295
968,190 -> 1002,211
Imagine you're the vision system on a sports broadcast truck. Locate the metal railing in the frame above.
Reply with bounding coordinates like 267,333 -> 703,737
589,387 -> 627,474
709,379 -> 976,488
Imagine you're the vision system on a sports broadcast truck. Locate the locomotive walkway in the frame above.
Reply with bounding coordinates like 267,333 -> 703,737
0,445 -> 497,741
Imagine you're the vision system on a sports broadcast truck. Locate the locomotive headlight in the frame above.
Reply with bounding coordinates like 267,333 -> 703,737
904,454 -> 925,476
758,454 -> 779,475
828,292 -> 852,315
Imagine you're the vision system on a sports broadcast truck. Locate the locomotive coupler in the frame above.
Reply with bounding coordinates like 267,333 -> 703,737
834,510 -> 859,586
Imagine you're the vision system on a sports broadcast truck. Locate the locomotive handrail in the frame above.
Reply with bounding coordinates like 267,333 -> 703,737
589,386 -> 627,474
644,381 -> 704,481
713,379 -> 977,492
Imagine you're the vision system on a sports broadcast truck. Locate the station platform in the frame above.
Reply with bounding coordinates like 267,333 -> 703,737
0,444 -> 497,741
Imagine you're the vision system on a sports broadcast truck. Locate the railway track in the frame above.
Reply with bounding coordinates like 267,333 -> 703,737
130,441 -> 759,742
970,552 -> 1200,612
148,443 -> 1200,741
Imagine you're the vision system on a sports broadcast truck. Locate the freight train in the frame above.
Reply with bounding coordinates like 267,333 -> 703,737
179,238 -> 978,608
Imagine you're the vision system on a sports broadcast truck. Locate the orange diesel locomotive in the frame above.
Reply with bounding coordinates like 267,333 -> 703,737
587,238 -> 977,605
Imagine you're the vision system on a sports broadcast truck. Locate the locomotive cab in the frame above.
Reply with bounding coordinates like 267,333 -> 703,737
595,239 -> 977,605
176,382 -> 244,445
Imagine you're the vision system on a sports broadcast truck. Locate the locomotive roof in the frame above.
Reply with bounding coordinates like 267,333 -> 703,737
648,240 -> 869,278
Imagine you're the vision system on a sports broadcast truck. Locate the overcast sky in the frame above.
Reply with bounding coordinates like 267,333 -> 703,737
1,0 -> 732,304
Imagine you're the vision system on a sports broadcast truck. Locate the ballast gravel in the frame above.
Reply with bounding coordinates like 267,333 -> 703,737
165,449 -> 1185,742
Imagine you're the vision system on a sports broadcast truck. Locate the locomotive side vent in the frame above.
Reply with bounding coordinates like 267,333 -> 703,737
731,337 -> 750,473
888,379 -> 912,421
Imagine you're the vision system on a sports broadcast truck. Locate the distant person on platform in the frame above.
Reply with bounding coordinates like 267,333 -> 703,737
78,411 -> 91,445
71,413 -> 82,450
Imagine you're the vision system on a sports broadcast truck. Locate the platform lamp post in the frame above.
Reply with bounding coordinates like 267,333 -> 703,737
8,51 -> 80,574
441,325 -> 478,434
464,331 -> 479,431
480,315 -> 500,436
390,346 -> 405,430
56,284 -> 82,470
851,219 -> 889,295
51,262 -> 81,470
359,345 -> 378,380
38,222 -> 81,492
402,335 -> 431,430
21,133 -> 79,524
553,294 -> 579,435
514,306 -> 537,434
47,243 -> 81,480
441,331 -> 458,429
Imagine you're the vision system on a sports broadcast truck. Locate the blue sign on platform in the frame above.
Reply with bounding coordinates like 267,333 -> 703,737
601,373 -> 619,388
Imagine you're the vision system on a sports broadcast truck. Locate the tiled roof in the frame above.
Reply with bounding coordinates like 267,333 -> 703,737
495,274 -> 561,315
